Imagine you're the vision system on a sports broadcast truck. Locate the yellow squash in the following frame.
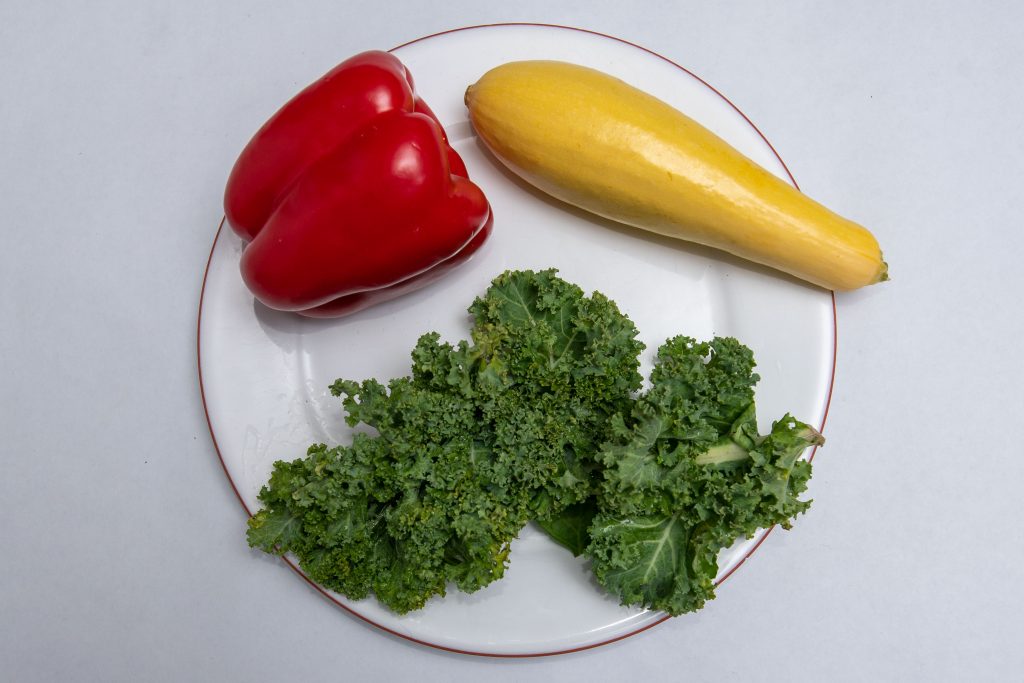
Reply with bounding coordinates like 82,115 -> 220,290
465,61 -> 887,291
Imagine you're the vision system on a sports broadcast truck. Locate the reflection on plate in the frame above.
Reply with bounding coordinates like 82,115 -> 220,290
199,23 -> 835,656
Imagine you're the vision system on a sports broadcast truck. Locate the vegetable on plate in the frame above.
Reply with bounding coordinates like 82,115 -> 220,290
247,270 -> 821,616
247,269 -> 644,613
465,60 -> 887,291
554,337 -> 822,614
224,50 -> 492,318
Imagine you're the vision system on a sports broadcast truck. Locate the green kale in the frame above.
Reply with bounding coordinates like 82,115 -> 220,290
247,269 -> 644,614
584,336 -> 822,616
534,499 -> 599,557
247,270 -> 821,617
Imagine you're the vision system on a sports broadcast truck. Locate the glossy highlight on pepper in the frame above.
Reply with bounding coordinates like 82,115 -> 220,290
224,51 -> 492,317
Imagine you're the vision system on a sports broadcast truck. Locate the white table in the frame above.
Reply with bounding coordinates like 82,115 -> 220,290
3,3 -> 1020,680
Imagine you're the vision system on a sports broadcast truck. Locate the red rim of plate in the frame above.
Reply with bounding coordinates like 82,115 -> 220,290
197,22 -> 839,658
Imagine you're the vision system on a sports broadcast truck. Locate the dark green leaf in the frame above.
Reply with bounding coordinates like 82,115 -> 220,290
536,499 -> 599,556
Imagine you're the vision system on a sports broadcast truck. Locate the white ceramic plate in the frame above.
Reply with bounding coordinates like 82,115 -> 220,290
199,24 -> 835,656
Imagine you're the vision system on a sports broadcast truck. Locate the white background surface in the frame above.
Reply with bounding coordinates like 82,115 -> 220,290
2,1 -> 1021,680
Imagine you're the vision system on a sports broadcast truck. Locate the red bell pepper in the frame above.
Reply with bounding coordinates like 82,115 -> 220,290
223,50 -> 492,317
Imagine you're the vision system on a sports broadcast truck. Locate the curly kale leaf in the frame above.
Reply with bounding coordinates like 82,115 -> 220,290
585,336 -> 822,616
247,428 -> 522,613
247,269 -> 645,613
467,270 -> 645,517
468,269 -> 645,405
